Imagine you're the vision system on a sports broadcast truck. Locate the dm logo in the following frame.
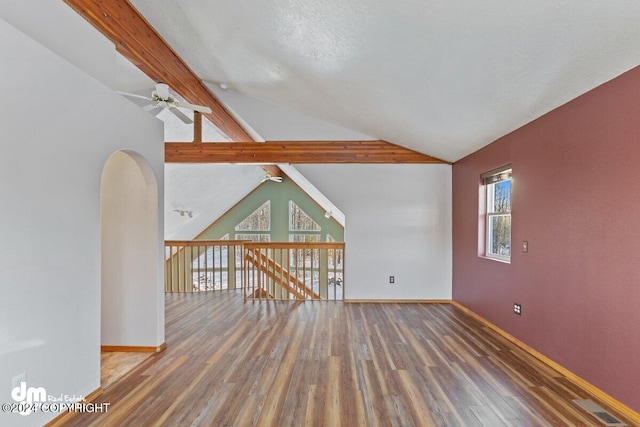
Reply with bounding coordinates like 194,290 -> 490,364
11,382 -> 47,416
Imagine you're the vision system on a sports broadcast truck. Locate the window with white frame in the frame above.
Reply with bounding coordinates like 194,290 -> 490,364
482,166 -> 512,262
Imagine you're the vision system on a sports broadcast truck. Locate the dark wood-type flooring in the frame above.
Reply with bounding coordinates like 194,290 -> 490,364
62,291 -> 632,426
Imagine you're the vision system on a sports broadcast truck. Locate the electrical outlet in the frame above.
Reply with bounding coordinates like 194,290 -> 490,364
389,276 -> 395,284
12,373 -> 26,389
513,303 -> 522,316
522,241 -> 529,252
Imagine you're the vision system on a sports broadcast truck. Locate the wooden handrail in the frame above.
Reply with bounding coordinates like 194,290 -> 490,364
165,240 -> 250,246
243,242 -> 345,249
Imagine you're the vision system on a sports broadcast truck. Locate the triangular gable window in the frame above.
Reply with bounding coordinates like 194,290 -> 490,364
289,201 -> 320,231
235,201 -> 270,231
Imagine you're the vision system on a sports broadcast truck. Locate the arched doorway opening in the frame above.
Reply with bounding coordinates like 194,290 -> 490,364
100,150 -> 164,386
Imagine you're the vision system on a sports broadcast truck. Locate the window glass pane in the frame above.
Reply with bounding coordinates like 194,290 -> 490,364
289,234 -> 321,242
488,215 -> 511,256
235,201 -> 270,231
235,233 -> 270,242
289,201 -> 321,231
491,180 -> 511,213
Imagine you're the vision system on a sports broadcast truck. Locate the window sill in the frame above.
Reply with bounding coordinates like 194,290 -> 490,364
479,255 -> 511,264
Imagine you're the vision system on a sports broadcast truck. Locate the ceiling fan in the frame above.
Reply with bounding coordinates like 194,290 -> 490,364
117,83 -> 212,124
261,174 -> 283,183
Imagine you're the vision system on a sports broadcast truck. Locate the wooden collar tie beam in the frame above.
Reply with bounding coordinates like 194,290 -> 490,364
165,140 -> 449,164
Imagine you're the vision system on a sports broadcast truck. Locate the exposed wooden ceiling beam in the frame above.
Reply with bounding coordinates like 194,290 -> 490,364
63,0 -> 252,142
165,141 -> 450,164
260,165 -> 283,178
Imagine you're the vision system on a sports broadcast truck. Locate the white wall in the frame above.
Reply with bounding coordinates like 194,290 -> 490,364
0,15 -> 164,427
297,164 -> 452,300
0,0 -> 116,88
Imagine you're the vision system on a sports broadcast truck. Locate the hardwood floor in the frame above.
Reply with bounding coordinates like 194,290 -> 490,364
62,291 -> 633,426
101,352 -> 152,389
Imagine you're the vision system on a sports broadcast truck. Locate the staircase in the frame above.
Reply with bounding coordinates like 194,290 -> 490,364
244,248 -> 322,300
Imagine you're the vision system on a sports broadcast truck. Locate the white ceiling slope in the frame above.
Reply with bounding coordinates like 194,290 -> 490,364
130,0 -> 640,162
207,84 -> 375,141
165,164 -> 265,240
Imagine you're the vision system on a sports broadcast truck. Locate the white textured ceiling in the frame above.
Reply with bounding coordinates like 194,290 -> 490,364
165,164 -> 265,240
129,0 -> 640,161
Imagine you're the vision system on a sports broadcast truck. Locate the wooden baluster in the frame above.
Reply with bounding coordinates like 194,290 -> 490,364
190,244 -> 194,292
258,249 -> 263,301
176,245 -> 180,292
218,243 -> 223,290
173,245 -> 178,292
207,244 -> 210,292
164,246 -> 169,292
336,247 -> 340,300
288,247 -> 292,300
303,248 -> 307,300
279,247 -> 283,299
196,245 -> 202,290
315,248 -> 320,300
166,245 -> 171,292
253,249 -> 258,300
175,245 -> 179,292
182,244 -> 187,293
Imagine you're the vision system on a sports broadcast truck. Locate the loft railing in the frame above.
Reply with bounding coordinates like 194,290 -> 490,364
243,242 -> 344,301
164,240 -> 246,293
164,241 -> 345,300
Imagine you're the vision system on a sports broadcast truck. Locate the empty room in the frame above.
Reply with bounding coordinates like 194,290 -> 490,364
1,1 -> 639,426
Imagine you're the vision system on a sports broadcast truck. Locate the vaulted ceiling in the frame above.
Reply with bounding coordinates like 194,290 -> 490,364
105,0 -> 640,162
55,0 -> 640,238
60,0 -> 640,163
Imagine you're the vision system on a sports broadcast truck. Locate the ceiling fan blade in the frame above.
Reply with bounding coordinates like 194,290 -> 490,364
168,107 -> 193,124
176,101 -> 212,114
155,83 -> 170,100
144,106 -> 164,116
142,103 -> 160,112
117,91 -> 153,101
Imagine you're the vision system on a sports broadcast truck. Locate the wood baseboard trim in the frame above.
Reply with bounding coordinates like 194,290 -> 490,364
451,301 -> 640,424
101,342 -> 167,353
344,299 -> 452,304
44,387 -> 102,426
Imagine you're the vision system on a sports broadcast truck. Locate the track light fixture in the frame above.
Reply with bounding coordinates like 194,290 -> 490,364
174,209 -> 193,218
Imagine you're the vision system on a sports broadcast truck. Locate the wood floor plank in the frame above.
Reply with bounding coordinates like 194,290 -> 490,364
58,291 -> 636,426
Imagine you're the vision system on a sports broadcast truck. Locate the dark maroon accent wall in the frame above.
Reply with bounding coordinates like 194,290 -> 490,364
452,66 -> 640,412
